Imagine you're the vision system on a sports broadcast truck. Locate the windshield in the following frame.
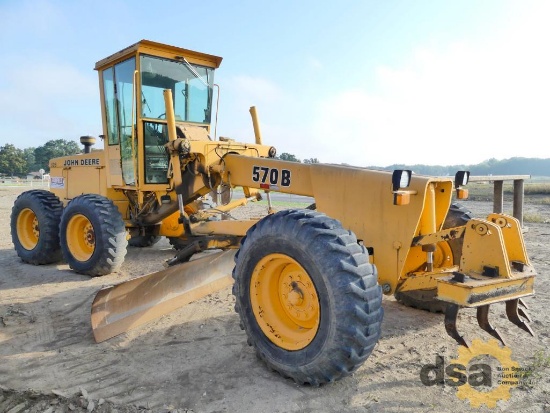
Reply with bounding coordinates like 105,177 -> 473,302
140,54 -> 214,124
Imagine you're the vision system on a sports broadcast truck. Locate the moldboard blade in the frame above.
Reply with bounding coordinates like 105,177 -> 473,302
91,249 -> 236,343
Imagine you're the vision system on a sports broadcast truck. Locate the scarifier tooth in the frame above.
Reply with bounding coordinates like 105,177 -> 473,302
506,299 -> 535,337
518,306 -> 532,323
476,305 -> 506,347
445,304 -> 469,348
518,298 -> 529,309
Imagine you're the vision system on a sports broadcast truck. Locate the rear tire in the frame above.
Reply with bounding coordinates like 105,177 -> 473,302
233,209 -> 383,385
10,190 -> 63,265
59,194 -> 127,276
395,202 -> 473,313
443,202 -> 473,265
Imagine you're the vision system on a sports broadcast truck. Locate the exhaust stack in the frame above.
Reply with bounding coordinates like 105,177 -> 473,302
80,136 -> 96,153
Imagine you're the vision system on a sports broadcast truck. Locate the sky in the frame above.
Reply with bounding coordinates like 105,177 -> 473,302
0,0 -> 549,167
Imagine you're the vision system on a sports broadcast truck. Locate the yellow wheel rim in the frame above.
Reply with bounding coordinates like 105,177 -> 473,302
66,214 -> 95,262
250,253 -> 320,351
16,208 -> 39,250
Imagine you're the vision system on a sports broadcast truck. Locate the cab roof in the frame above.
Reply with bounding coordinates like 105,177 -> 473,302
94,39 -> 223,71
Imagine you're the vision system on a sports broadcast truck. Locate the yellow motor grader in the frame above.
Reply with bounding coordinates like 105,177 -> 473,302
10,40 -> 536,385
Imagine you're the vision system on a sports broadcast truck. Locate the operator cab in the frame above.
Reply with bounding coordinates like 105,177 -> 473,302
95,40 -> 222,188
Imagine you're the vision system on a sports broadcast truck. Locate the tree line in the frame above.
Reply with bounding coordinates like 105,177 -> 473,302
1,141 -> 548,177
277,153 -> 319,164
0,140 -> 81,176
280,153 -> 550,176
382,157 -> 550,177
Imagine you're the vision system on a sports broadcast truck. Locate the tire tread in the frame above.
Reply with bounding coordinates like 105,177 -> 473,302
233,209 -> 383,385
59,194 -> 127,276
10,190 -> 63,265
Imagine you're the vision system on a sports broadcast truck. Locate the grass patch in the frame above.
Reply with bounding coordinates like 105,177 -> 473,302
524,183 -> 550,195
464,182 -> 550,203
466,183 -> 504,198
523,213 -> 547,223
466,182 -> 550,197
518,349 -> 550,389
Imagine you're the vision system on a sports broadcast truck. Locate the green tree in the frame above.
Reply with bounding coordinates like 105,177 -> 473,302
0,144 -> 27,176
278,152 -> 301,163
23,147 -> 38,172
34,139 -> 81,171
303,158 -> 320,164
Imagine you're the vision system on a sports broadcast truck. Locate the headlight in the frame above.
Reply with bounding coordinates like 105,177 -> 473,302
455,171 -> 470,187
392,169 -> 412,191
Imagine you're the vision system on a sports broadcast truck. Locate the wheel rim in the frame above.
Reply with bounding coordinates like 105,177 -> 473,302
434,242 -> 453,267
66,214 -> 95,262
17,208 -> 39,250
250,253 -> 320,351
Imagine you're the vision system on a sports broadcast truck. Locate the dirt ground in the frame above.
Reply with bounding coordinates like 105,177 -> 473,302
0,186 -> 549,413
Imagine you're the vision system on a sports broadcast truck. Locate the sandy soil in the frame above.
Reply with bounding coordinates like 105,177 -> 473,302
0,186 -> 549,413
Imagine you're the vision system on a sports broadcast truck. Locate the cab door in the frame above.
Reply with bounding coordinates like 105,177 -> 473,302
101,57 -> 137,187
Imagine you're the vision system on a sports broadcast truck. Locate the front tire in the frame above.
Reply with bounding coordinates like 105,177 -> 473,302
233,209 -> 383,385
59,195 -> 127,276
10,190 -> 63,265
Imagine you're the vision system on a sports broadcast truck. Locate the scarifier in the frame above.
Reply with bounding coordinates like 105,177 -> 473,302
10,40 -> 536,385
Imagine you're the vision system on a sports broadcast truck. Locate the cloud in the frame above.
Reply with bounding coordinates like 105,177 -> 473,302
309,5 -> 550,167
213,75 -> 287,142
